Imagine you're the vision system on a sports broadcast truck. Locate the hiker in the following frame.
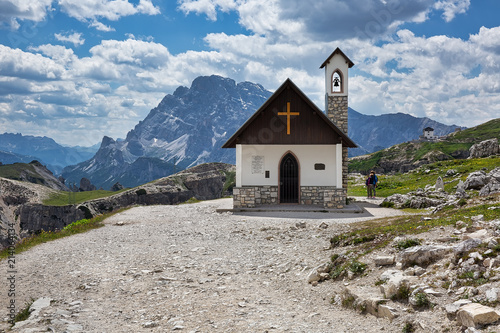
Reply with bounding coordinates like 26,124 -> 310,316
366,170 -> 378,198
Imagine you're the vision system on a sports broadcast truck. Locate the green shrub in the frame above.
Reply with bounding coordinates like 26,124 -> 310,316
394,238 -> 421,251
380,201 -> 395,208
63,219 -> 90,232
413,292 -> 431,309
392,283 -> 411,302
349,260 -> 367,274
13,298 -> 34,324
402,322 -> 415,333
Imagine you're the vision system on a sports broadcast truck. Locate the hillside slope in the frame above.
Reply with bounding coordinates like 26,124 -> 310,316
0,161 -> 68,191
349,118 -> 500,174
348,109 -> 463,157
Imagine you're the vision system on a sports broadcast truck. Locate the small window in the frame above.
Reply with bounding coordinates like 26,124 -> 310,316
314,163 -> 325,170
265,170 -> 270,178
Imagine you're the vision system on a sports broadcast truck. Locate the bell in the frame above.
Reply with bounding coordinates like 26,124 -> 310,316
333,78 -> 339,87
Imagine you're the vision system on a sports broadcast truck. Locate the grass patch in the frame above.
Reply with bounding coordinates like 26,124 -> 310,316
180,197 -> 201,204
326,201 -> 500,261
0,210 -> 125,260
328,255 -> 368,280
394,238 -> 421,251
12,298 -> 35,325
43,189 -> 126,206
348,151 -> 384,175
0,162 -> 45,185
349,260 -> 367,274
457,271 -> 489,287
348,156 -> 500,198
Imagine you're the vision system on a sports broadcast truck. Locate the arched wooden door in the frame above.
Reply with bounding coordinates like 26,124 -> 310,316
280,153 -> 299,203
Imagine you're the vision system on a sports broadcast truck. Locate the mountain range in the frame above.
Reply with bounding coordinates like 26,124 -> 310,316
1,75 -> 463,190
0,133 -> 98,175
348,109 -> 463,156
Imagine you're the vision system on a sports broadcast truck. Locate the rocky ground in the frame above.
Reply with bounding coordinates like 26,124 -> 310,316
1,197 -> 418,333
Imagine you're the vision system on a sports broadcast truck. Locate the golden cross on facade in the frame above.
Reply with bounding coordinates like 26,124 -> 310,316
278,102 -> 300,135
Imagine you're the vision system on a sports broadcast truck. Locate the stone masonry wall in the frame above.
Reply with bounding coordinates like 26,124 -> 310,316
327,95 -> 349,189
327,95 -> 348,133
301,186 -> 346,209
234,186 -> 346,209
323,188 -> 347,209
233,187 -> 256,208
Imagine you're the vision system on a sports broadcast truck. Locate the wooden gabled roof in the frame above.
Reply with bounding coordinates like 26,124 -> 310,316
320,47 -> 355,69
222,78 -> 356,148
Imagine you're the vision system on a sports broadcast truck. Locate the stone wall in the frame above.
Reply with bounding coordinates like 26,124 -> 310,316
327,95 -> 349,189
301,186 -> 346,208
327,95 -> 348,133
324,188 -> 347,209
233,186 -> 346,209
233,187 -> 256,208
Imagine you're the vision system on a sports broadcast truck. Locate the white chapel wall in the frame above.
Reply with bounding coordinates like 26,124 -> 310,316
237,144 -> 340,187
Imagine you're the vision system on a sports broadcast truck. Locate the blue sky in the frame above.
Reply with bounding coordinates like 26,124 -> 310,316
0,0 -> 499,147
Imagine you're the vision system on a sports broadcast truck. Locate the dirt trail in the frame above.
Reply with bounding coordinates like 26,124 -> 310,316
1,198 -> 408,332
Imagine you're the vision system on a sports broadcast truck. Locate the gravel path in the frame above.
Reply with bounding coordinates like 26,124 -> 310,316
2,198 -> 409,333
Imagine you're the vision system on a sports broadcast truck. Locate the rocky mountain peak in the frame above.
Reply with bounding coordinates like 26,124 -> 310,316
62,75 -> 272,189
100,136 -> 117,148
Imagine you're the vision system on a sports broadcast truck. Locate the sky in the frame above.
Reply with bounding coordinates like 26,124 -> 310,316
0,0 -> 500,147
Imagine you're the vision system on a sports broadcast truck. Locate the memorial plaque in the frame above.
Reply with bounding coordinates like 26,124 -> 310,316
251,156 -> 264,174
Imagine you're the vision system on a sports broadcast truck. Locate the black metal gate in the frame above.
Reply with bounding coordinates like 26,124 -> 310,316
280,153 -> 298,203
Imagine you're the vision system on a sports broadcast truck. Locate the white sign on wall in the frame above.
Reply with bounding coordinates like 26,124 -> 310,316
251,155 -> 265,174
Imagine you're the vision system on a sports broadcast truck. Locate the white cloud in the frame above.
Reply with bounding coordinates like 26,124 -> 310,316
178,0 -> 237,21
0,45 -> 65,81
58,0 -> 160,30
88,38 -> 170,69
55,31 -> 85,46
59,0 -> 160,21
89,20 -> 115,32
434,0 -> 470,22
0,0 -> 53,29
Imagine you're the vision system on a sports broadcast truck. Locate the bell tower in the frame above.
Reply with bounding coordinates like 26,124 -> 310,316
320,48 -> 354,188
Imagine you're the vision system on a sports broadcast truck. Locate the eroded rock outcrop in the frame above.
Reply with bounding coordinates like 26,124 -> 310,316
468,138 -> 499,159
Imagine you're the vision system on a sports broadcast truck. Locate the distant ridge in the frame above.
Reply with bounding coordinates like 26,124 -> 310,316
0,133 -> 98,175
348,109 -> 464,157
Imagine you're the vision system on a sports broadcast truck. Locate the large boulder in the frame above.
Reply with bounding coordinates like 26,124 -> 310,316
398,244 -> 453,268
453,238 -> 482,259
383,191 -> 446,209
382,194 -> 410,208
456,303 -> 500,328
468,138 -> 499,159
464,171 -> 489,190
479,167 -> 500,196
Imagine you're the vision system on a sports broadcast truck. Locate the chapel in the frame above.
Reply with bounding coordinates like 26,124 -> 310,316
222,48 -> 357,209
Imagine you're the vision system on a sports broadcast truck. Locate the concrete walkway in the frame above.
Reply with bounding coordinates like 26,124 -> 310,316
215,196 -> 407,221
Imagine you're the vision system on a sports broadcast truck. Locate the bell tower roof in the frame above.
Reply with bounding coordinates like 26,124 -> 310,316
320,47 -> 354,69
